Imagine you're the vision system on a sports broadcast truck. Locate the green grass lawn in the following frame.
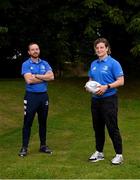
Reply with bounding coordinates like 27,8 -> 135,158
0,77 -> 140,179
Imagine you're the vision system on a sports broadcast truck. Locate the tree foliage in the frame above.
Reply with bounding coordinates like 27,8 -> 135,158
0,0 -> 140,74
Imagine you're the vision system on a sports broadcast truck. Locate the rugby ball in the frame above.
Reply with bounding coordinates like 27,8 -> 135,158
85,81 -> 101,94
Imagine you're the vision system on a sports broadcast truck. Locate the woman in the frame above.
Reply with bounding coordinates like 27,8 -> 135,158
87,38 -> 124,165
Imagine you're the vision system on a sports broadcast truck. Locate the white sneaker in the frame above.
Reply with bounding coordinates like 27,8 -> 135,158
89,151 -> 104,162
111,154 -> 123,165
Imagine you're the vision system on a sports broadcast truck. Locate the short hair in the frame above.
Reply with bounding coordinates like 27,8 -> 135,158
94,38 -> 111,54
28,42 -> 39,50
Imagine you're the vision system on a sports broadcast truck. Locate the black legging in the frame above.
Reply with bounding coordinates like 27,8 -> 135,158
91,94 -> 122,154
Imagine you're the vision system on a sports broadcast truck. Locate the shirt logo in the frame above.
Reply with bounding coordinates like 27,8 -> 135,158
92,66 -> 96,70
40,65 -> 45,70
102,65 -> 108,71
30,66 -> 33,70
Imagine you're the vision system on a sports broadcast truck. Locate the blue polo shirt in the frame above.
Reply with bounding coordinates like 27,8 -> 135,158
21,58 -> 52,92
88,55 -> 124,98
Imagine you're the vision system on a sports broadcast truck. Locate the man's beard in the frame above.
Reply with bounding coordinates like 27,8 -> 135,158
31,53 -> 39,58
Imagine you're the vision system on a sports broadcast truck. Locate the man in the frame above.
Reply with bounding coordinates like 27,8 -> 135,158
87,38 -> 124,165
18,42 -> 54,157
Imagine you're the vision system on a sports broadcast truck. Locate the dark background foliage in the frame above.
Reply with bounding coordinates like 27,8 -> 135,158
0,0 -> 140,78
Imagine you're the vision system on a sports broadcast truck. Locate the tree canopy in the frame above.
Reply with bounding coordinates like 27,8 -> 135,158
0,0 -> 140,76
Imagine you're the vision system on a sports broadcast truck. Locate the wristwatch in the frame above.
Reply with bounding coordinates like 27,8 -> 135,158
107,84 -> 111,89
